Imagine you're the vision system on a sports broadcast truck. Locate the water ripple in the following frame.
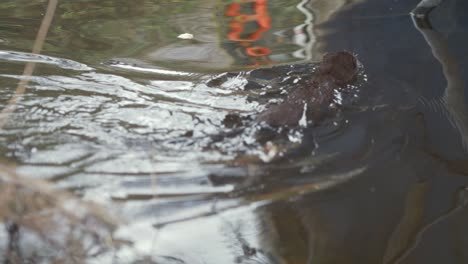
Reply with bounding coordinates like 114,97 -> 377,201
0,50 -> 94,71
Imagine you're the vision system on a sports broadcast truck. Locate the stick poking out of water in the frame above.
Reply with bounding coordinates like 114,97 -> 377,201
0,0 -> 58,129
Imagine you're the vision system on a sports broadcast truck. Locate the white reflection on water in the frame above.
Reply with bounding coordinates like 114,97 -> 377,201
108,62 -> 193,76
0,50 -> 94,71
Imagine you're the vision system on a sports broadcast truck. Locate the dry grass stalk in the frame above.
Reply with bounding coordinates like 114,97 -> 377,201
0,163 -> 120,262
0,0 -> 58,129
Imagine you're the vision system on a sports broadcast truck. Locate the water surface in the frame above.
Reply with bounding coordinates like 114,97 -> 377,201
1,0 -> 468,263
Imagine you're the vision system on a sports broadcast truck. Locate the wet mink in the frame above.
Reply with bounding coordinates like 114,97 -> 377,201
256,51 -> 358,127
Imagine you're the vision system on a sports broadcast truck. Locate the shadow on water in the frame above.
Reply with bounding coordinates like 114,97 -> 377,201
0,0 -> 468,263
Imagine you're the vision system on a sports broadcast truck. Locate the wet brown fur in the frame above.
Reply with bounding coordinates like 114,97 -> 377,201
256,51 -> 358,127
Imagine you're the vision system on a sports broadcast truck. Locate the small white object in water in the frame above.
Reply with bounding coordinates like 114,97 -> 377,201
299,103 -> 308,127
177,33 -> 194,40
288,130 -> 303,143
258,141 -> 279,162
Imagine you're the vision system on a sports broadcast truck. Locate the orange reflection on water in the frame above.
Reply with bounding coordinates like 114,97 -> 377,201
225,0 -> 273,67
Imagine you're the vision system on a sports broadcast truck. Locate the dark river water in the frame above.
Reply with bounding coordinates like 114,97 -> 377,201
1,0 -> 468,263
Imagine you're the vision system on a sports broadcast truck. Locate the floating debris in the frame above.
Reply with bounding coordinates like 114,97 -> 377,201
177,33 -> 194,40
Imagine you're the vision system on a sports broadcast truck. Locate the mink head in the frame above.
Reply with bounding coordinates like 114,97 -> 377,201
318,51 -> 358,86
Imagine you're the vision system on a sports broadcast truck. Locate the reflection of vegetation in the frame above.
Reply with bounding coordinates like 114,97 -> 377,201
55,0 -> 197,60
0,0 -> 198,63
0,0 -> 311,69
